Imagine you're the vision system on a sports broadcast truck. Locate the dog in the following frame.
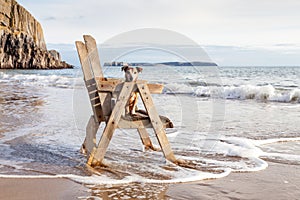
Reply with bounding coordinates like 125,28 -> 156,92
121,64 -> 143,115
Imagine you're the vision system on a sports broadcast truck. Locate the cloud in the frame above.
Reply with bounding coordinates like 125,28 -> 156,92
44,16 -> 57,21
48,42 -> 300,67
204,44 -> 300,66
16,0 -> 300,66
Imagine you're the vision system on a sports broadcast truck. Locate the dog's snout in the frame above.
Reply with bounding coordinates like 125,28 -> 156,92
125,72 -> 133,82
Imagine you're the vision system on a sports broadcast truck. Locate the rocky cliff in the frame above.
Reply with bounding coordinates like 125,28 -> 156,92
0,0 -> 72,69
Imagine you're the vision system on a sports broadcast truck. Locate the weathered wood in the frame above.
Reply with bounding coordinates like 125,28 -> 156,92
97,78 -> 123,92
76,35 -> 177,167
89,82 -> 136,166
137,126 -> 157,151
75,41 -> 93,81
83,35 -> 104,78
96,78 -> 164,94
83,36 -> 114,119
76,41 -> 103,123
81,115 -> 99,156
137,83 -> 177,163
117,115 -> 173,129
147,83 -> 164,94
98,92 -> 112,118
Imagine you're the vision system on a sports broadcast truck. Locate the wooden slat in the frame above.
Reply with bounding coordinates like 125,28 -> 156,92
98,92 -> 112,117
76,41 -> 103,123
97,80 -> 122,92
86,83 -> 98,93
75,41 -> 93,81
81,116 -> 99,156
88,90 -> 99,99
137,83 -> 177,163
83,35 -> 104,78
117,115 -> 173,129
85,78 -> 98,86
77,35 -> 177,167
83,35 -> 112,119
90,97 -> 101,106
147,83 -> 164,94
137,126 -> 157,151
96,78 -> 164,94
89,82 -> 136,166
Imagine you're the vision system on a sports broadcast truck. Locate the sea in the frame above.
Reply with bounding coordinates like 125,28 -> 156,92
0,65 -> 300,198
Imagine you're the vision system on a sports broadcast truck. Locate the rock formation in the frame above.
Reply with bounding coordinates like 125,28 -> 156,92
0,0 -> 72,69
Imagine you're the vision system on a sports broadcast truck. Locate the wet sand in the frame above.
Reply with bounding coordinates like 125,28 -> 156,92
0,78 -> 299,199
1,162 -> 299,199
0,178 -> 88,200
167,162 -> 300,200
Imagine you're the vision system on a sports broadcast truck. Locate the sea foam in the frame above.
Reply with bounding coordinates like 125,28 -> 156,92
0,72 -> 80,88
192,84 -> 300,103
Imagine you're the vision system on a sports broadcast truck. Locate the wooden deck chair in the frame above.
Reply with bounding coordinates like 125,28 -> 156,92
75,35 -> 179,167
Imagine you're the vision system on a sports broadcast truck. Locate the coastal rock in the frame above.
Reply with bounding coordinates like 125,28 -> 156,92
0,0 -> 72,69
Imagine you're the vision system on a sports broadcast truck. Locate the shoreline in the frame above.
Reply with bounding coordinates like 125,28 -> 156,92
0,161 -> 299,199
167,161 -> 300,200
0,178 -> 88,200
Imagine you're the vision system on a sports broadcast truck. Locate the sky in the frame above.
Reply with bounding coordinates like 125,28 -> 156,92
17,0 -> 300,66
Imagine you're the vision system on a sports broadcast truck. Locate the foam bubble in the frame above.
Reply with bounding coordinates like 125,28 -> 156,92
252,137 -> 300,146
0,72 -> 80,88
193,84 -> 300,103
0,170 -> 231,185
1,135 -> 299,185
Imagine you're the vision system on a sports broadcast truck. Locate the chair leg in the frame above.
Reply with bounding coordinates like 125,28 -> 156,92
137,127 -> 159,151
137,83 -> 178,163
81,115 -> 99,156
88,82 -> 135,166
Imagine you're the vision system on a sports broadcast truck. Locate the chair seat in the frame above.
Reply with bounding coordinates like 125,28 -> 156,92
118,110 -> 173,129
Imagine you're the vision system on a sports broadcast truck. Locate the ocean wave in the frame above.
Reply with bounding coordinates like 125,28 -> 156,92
165,83 -> 300,103
0,72 -> 81,88
220,85 -> 299,102
2,136 -> 299,185
2,71 -> 299,103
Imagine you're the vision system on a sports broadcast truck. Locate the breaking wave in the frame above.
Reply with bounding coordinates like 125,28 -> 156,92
165,83 -> 300,103
0,71 -> 81,89
1,135 -> 299,185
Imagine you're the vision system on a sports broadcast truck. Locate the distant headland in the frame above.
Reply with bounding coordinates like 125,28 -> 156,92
104,61 -> 218,67
0,0 -> 72,69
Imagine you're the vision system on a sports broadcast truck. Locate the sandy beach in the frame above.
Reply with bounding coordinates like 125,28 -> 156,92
167,162 -> 300,200
1,68 -> 299,200
0,178 -> 87,200
0,162 -> 299,199
1,0 -> 300,199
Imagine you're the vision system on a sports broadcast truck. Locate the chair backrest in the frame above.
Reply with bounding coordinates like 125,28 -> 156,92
75,35 -> 111,123
83,35 -> 104,79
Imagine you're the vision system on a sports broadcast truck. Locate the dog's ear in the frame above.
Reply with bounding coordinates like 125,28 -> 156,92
136,67 -> 143,73
121,66 -> 129,72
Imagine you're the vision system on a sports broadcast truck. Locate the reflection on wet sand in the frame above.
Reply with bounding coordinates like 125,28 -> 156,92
0,83 -> 45,134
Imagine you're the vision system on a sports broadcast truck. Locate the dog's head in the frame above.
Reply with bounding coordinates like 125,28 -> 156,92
121,64 -> 143,82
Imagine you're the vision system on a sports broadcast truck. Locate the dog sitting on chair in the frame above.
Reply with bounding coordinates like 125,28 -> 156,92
121,64 -> 143,115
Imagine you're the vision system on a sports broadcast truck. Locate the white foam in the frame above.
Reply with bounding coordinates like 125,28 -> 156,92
0,169 -> 231,185
252,137 -> 300,146
201,157 -> 268,172
250,137 -> 300,164
193,84 -> 300,103
1,136 -> 299,185
229,138 -> 264,157
0,73 -> 80,88
163,82 -> 299,103
261,152 -> 300,163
